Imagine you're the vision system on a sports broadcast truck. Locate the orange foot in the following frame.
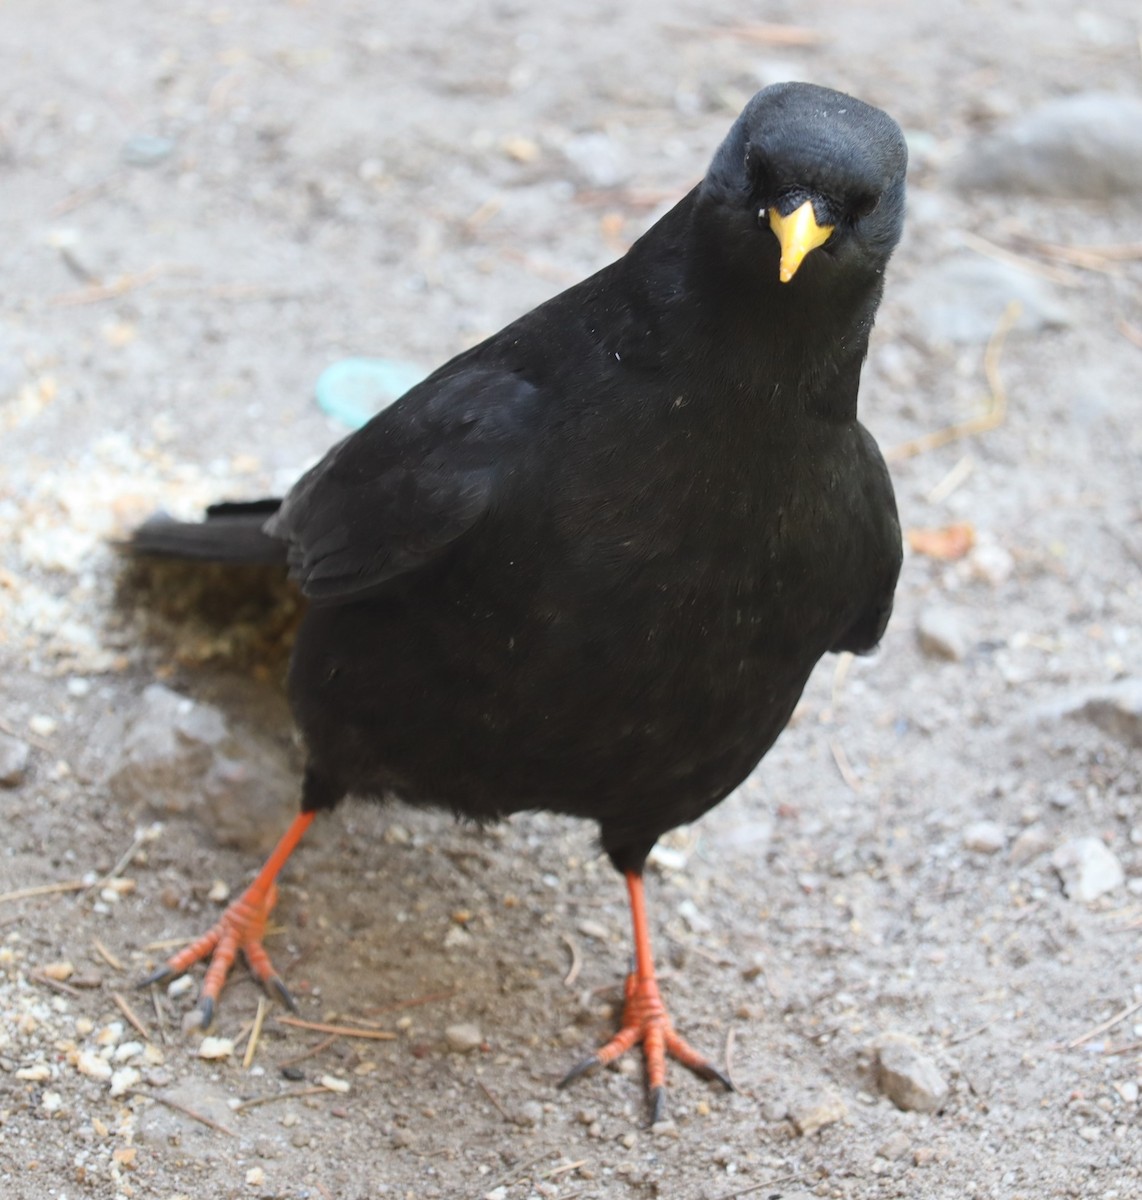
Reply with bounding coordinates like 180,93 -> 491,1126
559,870 -> 732,1123
140,811 -> 314,1031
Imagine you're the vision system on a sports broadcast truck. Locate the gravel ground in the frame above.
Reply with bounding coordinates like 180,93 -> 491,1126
2,2 -> 1141,1198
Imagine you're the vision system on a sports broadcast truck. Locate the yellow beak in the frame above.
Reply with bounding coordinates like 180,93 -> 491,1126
768,200 -> 834,283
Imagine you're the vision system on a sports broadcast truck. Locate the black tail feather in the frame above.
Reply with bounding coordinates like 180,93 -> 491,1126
128,499 -> 288,565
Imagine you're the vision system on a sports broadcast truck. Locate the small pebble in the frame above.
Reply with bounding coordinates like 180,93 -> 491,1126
1052,837 -> 1124,902
515,1099 -> 543,1127
963,821 -> 1005,854
77,1050 -> 113,1081
1009,825 -> 1052,865
319,1073 -> 351,1093
198,1036 -> 234,1060
167,975 -> 195,999
41,1090 -> 63,1113
917,606 -> 970,661
877,1130 -> 912,1160
874,1034 -> 948,1113
16,1064 -> 52,1081
788,1088 -> 849,1135
0,731 -> 31,787
246,1166 -> 266,1187
122,134 -> 176,167
207,879 -> 231,903
109,1066 -> 141,1097
444,1022 -> 483,1052
29,714 -> 58,738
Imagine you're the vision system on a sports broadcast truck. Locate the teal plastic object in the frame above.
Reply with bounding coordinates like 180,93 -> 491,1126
315,357 -> 428,429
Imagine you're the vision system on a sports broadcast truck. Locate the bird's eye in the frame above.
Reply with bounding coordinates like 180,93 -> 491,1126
852,194 -> 880,219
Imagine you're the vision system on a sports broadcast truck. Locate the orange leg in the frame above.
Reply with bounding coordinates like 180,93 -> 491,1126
560,869 -> 732,1122
141,811 -> 315,1030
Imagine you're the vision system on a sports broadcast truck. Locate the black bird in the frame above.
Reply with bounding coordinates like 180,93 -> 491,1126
133,82 -> 906,1122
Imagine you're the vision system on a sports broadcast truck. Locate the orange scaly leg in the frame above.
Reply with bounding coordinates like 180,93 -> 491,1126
560,869 -> 732,1123
141,810 -> 315,1031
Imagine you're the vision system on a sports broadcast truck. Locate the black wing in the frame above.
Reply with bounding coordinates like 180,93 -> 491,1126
267,366 -> 537,601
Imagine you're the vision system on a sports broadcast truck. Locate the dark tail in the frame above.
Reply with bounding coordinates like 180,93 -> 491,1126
128,499 -> 288,565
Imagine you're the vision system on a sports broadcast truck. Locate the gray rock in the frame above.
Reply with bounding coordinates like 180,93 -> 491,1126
963,820 -> 1005,854
950,92 -> 1142,199
788,1088 -> 849,1135
1051,837 -> 1124,902
0,731 -> 31,787
97,685 -> 296,853
874,1034 -> 949,1113
917,606 -> 970,661
901,256 -> 1070,347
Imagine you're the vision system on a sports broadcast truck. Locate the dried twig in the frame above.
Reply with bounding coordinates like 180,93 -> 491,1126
561,931 -> 584,988
723,1025 -> 740,1093
274,1016 -> 396,1040
51,265 -> 167,308
668,21 -> 825,46
126,1090 -> 236,1136
1067,998 -> 1142,1049
30,969 -> 84,997
88,824 -> 160,896
538,1160 -> 589,1180
886,300 -> 1020,463
278,1033 -> 339,1068
712,1174 -> 799,1200
233,1085 -> 332,1113
243,998 -> 269,1070
362,988 -> 455,1016
112,992 -> 153,1043
829,738 -> 862,793
93,938 -> 125,971
946,1015 -> 999,1046
478,1080 -> 515,1123
1118,320 -> 1142,351
958,231 -> 1080,286
0,880 -> 87,904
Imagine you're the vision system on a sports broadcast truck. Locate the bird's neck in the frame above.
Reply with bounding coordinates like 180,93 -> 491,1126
626,192 -> 879,425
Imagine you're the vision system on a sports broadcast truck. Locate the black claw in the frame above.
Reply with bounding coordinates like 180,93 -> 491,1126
181,995 -> 215,1035
267,975 -> 299,1014
557,1055 -> 601,1089
699,1063 -> 735,1092
137,965 -> 174,990
648,1085 -> 667,1126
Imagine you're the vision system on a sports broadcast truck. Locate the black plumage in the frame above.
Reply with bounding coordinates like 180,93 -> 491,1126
133,82 -> 906,1119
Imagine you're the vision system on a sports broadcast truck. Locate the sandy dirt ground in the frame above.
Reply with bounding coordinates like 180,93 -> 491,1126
2,2 -> 1141,1198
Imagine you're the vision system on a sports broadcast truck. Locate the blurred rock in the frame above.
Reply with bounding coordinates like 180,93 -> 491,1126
950,93 -> 1142,198
444,1023 -> 483,1052
1062,679 -> 1142,748
874,1033 -> 948,1112
1009,825 -> 1052,866
788,1088 -> 848,1135
917,606 -> 970,661
900,257 -> 1070,347
1051,837 -> 1124,902
0,730 -> 31,786
122,134 -> 176,167
963,820 -> 1005,854
92,684 -> 296,853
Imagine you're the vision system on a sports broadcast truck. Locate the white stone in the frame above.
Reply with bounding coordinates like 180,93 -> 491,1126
1051,837 -> 1124,902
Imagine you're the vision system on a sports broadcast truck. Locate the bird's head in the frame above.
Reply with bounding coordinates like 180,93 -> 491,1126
703,82 -> 908,288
